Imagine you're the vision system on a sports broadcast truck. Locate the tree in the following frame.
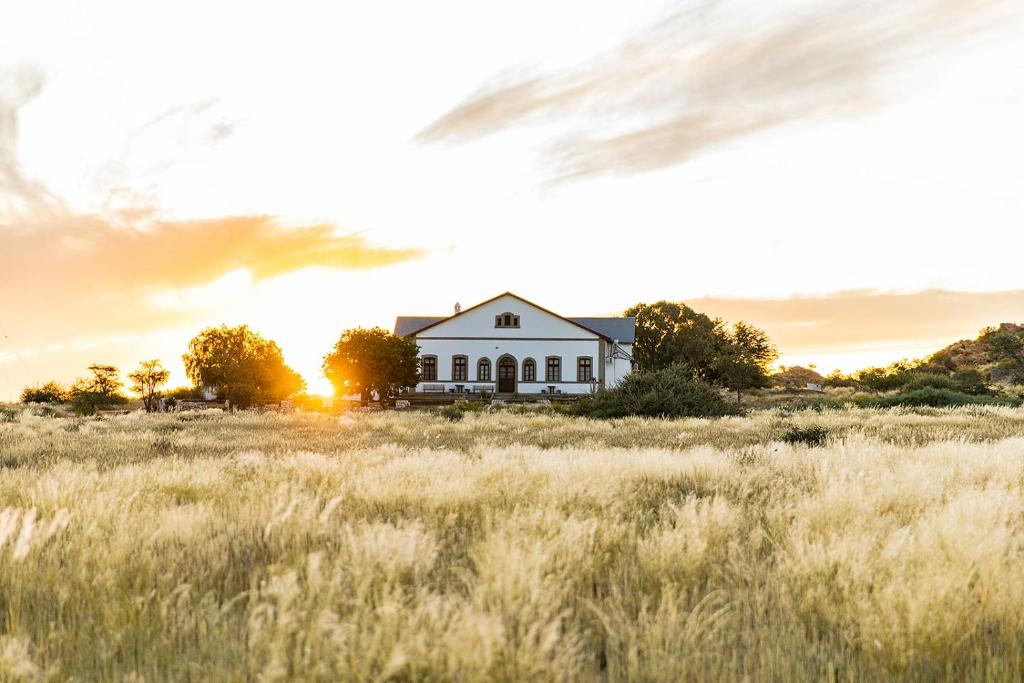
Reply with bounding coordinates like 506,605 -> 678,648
19,381 -> 68,403
68,364 -> 128,415
987,331 -> 1024,382
182,325 -> 305,408
625,301 -> 730,378
322,327 -> 420,403
129,360 -> 171,412
714,321 -> 779,402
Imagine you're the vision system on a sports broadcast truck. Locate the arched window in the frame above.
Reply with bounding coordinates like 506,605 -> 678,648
452,355 -> 468,382
421,355 -> 437,381
523,358 -> 536,382
477,357 -> 491,382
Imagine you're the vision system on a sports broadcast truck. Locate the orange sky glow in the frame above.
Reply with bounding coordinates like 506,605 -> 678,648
1,0 -> 1022,399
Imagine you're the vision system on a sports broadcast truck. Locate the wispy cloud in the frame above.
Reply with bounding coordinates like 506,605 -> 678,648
420,0 -> 1016,180
688,289 -> 1024,354
0,213 -> 426,341
0,63 -> 62,213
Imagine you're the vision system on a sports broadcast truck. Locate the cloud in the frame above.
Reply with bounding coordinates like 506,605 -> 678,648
0,62 -> 62,213
686,288 -> 1024,355
420,0 -> 1016,179
0,213 -> 426,341
0,62 -> 425,349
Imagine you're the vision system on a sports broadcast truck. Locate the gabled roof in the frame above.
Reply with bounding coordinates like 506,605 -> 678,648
393,292 -> 635,343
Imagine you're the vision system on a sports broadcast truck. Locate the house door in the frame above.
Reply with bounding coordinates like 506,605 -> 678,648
497,357 -> 516,393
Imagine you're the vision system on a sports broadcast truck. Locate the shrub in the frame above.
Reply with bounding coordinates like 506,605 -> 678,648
782,425 -> 830,446
572,365 -> 741,419
19,381 -> 68,403
870,388 -> 1012,409
438,405 -> 463,422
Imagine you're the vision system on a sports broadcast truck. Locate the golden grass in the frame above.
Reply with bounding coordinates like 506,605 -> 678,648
1,405 -> 1024,680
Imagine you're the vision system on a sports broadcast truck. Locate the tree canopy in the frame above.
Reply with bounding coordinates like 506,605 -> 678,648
625,301 -> 777,400
69,364 -> 128,414
714,321 -> 779,401
625,301 -> 728,378
322,327 -> 420,403
182,325 -> 305,407
20,381 -> 68,404
129,359 -> 171,412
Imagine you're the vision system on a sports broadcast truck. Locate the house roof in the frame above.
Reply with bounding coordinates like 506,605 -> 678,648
393,316 -> 445,337
393,292 -> 636,343
567,317 -> 636,344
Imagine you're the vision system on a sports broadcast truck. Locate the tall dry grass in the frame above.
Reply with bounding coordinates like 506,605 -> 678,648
1,405 -> 1024,679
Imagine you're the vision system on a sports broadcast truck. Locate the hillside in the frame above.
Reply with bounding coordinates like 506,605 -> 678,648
928,322 -> 1022,381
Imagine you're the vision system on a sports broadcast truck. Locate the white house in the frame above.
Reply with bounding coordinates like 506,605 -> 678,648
394,292 -> 635,396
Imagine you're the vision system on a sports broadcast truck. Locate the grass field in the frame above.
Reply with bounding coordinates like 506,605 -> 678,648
3,405 -> 1024,680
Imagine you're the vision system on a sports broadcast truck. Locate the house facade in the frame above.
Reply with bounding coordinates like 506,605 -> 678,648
394,292 -> 634,395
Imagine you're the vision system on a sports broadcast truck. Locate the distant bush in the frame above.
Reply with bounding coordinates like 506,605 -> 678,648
572,365 -> 741,419
900,371 -> 992,396
436,401 -> 486,422
870,388 -> 1013,409
20,381 -> 68,403
782,425 -> 830,447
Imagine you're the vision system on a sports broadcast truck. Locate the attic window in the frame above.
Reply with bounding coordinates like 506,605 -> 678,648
494,312 -> 520,328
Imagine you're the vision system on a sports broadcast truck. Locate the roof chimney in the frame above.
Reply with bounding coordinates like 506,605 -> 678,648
454,302 -> 462,314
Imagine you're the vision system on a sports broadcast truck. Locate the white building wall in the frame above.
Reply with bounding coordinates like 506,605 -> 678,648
414,338 -> 602,395
604,342 -> 633,388
418,294 -> 599,340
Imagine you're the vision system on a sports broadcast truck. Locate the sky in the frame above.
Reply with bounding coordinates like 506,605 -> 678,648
1,0 -> 1023,398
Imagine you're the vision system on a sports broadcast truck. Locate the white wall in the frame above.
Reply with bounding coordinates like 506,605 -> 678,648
418,294 -> 597,341
415,338 -> 601,394
605,342 -> 633,388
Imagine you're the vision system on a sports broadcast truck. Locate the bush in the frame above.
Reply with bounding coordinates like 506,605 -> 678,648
572,365 -> 741,419
899,371 -> 991,396
870,388 -> 1012,409
438,405 -> 464,422
20,381 -> 68,403
782,425 -> 830,446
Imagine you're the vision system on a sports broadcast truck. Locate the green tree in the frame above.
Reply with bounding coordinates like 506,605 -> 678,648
322,327 -> 420,404
714,321 -> 779,402
987,331 -> 1024,382
129,359 -> 171,412
624,301 -> 730,378
182,325 -> 305,408
855,360 -> 918,392
69,364 -> 128,415
19,381 -> 68,403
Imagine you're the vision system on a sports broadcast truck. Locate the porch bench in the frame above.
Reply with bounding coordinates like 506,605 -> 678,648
421,383 -> 446,393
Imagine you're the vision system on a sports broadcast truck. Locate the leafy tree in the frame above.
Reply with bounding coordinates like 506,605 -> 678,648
182,325 -> 305,408
855,360 -> 918,392
987,331 -> 1024,382
823,369 -> 858,388
129,359 -> 171,412
323,327 -> 420,403
624,301 -> 730,378
715,321 -> 779,402
19,381 -> 68,403
69,364 -> 128,415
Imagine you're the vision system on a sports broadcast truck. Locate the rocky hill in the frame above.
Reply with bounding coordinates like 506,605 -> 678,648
927,323 -> 1022,381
